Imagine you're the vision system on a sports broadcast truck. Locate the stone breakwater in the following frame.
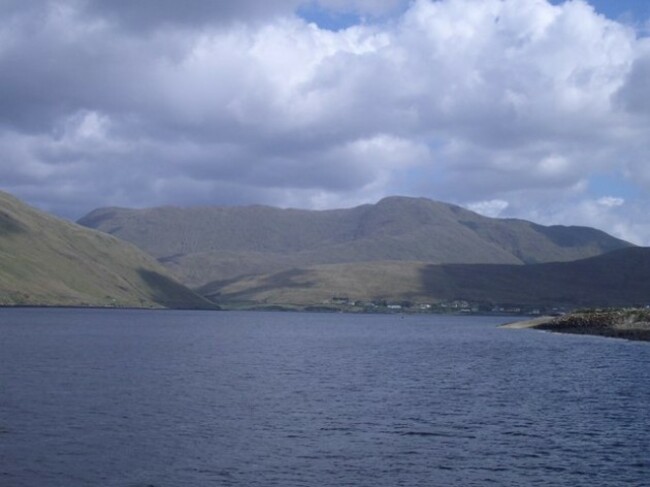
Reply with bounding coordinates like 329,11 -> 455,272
504,309 -> 650,342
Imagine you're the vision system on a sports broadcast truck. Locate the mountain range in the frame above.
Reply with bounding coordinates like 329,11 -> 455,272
78,196 -> 632,289
1,189 -> 642,310
0,191 -> 212,308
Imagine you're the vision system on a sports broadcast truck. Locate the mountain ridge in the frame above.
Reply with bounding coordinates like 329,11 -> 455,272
78,196 -> 633,288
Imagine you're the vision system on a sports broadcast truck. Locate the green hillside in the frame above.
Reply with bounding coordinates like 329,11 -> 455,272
200,248 -> 650,310
0,191 -> 213,309
78,196 -> 632,287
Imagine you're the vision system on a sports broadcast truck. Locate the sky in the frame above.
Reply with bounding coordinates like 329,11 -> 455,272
1,0 -> 649,244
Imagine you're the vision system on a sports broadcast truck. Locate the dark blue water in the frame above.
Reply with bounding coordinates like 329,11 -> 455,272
1,309 -> 649,486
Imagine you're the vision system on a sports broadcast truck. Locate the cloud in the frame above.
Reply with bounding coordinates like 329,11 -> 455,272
71,0 -> 409,31
0,0 -> 650,244
79,0 -> 303,30
617,47 -> 650,115
467,199 -> 510,218
513,195 -> 649,245
597,196 -> 625,208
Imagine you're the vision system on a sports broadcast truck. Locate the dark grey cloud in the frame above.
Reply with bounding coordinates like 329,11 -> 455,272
75,0 -> 409,31
616,48 -> 650,115
79,0 -> 302,30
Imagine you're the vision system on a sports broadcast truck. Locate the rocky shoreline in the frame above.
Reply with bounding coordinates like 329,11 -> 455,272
503,309 -> 650,342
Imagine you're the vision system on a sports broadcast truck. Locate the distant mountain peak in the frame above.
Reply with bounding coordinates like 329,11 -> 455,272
78,196 -> 633,289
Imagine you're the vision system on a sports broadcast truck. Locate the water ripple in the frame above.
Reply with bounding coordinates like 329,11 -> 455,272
1,309 -> 649,487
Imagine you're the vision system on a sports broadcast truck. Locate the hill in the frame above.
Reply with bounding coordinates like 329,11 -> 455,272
78,196 -> 632,287
0,191 -> 213,309
199,248 -> 650,310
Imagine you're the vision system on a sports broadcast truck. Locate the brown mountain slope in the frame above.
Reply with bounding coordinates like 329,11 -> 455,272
200,247 -> 650,309
0,190 -> 213,308
78,196 -> 632,287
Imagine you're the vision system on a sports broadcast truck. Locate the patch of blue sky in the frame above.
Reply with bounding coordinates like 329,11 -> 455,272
297,4 -> 364,31
552,0 -> 650,32
587,0 -> 650,20
587,172 -> 640,200
301,1 -> 649,32
297,1 -> 411,31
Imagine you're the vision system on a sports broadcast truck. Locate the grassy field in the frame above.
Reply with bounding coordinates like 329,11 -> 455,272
201,248 -> 650,310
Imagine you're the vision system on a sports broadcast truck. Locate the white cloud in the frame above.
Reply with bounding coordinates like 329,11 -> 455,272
0,0 -> 649,244
467,199 -> 510,218
597,196 -> 625,208
515,195 -> 650,245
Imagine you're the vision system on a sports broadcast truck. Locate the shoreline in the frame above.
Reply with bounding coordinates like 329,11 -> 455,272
502,310 -> 650,342
500,316 -> 554,329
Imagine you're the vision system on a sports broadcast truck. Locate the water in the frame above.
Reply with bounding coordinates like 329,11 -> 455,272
1,309 -> 649,487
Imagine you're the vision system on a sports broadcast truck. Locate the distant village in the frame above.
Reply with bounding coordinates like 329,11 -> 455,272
322,297 -> 567,316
